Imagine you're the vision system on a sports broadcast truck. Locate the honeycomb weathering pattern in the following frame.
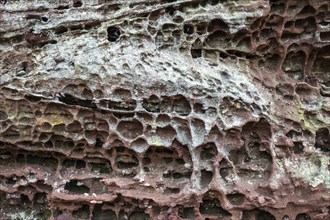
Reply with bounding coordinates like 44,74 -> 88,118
0,0 -> 330,219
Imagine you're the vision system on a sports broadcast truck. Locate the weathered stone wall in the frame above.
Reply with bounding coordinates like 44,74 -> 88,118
0,0 -> 329,219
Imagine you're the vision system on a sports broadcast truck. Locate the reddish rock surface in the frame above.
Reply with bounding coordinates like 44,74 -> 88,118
0,0 -> 330,219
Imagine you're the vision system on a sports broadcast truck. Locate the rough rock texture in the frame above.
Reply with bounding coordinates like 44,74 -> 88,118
0,0 -> 330,219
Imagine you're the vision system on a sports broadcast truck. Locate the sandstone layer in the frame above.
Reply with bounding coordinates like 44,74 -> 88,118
0,0 -> 330,219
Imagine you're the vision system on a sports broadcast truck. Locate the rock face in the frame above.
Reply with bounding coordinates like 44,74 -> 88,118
0,0 -> 330,219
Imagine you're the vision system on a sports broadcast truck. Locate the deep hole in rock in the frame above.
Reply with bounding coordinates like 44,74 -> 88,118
196,24 -> 207,35
76,160 -> 86,169
107,26 -> 121,42
129,211 -> 150,220
165,6 -> 176,16
270,2 -> 285,14
219,159 -> 234,182
73,204 -> 90,219
117,120 -> 143,139
16,153 -> 25,163
55,26 -> 68,34
255,210 -> 276,220
172,95 -> 191,115
67,121 -> 83,133
113,112 -> 135,119
95,138 -> 104,148
199,195 -> 231,217
201,170 -> 213,188
64,180 -> 90,194
296,213 -> 311,220
200,143 -> 217,160
112,88 -> 132,98
295,17 -> 316,33
90,161 -> 112,174
144,145 -> 192,183
73,0 -> 83,8
115,149 -> 139,169
206,30 -> 230,48
26,154 -> 58,170
320,32 -> 330,41
0,111 -> 8,121
6,177 -> 17,185
33,192 -> 47,204
62,159 -> 76,168
227,193 -> 245,205
315,128 -> 330,152
1,127 -> 20,141
291,141 -> 304,154
242,209 -> 275,220
184,24 -> 194,35
179,207 -> 195,219
312,45 -> 330,76
143,95 -> 160,112
230,119 -> 273,181
20,194 -> 31,206
59,93 -> 96,109
56,5 -> 69,10
208,19 -> 229,33
191,49 -> 202,58
261,54 -> 281,72
164,187 -> 180,194
298,5 -> 316,17
41,17 -> 48,22
108,100 -> 137,111
93,205 -> 116,220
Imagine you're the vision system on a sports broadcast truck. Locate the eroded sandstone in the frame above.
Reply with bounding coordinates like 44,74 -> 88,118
0,0 -> 330,219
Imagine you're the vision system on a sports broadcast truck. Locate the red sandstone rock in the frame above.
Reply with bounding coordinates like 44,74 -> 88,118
0,0 -> 330,219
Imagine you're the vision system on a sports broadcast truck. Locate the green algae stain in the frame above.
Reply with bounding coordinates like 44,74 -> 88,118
289,155 -> 330,189
294,100 -> 324,133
